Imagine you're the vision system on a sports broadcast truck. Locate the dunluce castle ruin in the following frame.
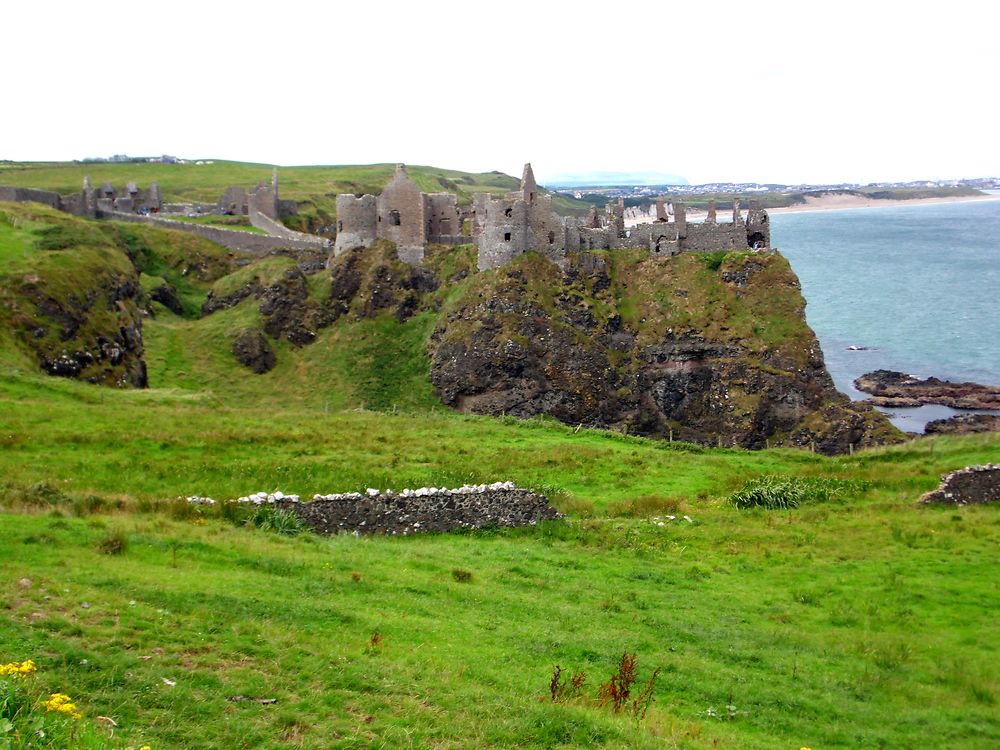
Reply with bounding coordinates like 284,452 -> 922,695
1,162 -> 770,268
334,163 -> 771,270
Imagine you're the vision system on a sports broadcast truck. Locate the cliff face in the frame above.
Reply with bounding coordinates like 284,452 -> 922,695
428,249 -> 901,454
0,200 -> 902,454
0,203 -> 235,388
0,207 -> 147,387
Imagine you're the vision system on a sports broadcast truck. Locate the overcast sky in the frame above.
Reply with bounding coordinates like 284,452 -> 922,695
4,0 -> 998,185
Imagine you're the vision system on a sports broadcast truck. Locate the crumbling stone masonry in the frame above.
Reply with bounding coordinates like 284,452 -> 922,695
333,164 -> 464,263
919,464 -> 1000,505
475,164 -> 771,269
332,162 -> 772,271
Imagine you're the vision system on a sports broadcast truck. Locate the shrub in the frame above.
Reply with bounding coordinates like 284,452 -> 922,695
549,665 -> 586,703
728,476 -> 869,510
244,505 -> 308,536
597,650 -> 660,719
97,531 -> 128,555
546,650 -> 659,720
72,494 -> 108,517
702,251 -> 729,271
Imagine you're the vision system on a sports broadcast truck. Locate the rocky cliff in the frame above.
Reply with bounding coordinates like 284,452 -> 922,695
0,207 -> 147,386
427,248 -> 901,454
0,201 -> 902,454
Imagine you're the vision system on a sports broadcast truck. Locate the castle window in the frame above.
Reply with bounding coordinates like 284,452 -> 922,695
389,210 -> 401,226
504,207 -> 512,218
548,231 -> 555,244
504,232 -> 511,242
338,221 -> 343,232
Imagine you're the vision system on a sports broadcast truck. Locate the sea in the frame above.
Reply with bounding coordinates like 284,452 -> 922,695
769,196 -> 1000,433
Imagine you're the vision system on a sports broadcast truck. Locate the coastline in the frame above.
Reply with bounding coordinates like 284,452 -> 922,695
624,192 -> 1000,225
766,192 -> 1000,215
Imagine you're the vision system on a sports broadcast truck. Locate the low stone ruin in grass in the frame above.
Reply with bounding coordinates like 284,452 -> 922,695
919,464 -> 1000,505
184,482 -> 561,535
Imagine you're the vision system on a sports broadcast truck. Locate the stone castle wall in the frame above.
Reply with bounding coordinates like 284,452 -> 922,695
106,211 -> 328,255
0,187 -> 62,210
334,194 -> 377,255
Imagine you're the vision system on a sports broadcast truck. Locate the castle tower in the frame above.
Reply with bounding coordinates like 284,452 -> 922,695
82,176 -> 97,217
745,199 -> 770,249
521,163 -> 537,204
376,164 -> 426,264
672,199 -> 687,239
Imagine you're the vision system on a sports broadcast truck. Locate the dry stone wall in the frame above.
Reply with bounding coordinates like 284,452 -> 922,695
919,464 -> 1000,505
189,482 -> 562,535
282,483 -> 561,535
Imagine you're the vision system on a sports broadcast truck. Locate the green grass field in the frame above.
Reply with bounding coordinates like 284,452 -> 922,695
1,362 -> 998,749
0,160 -> 593,227
0,197 -> 998,749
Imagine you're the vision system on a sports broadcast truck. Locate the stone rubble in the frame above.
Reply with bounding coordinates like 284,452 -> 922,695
919,464 -> 1000,505
184,482 -> 556,535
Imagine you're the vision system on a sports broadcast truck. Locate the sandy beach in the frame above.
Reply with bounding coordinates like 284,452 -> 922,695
624,192 -> 1000,225
767,191 -> 1000,215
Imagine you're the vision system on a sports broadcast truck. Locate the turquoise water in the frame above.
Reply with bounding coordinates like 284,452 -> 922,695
770,198 -> 1000,432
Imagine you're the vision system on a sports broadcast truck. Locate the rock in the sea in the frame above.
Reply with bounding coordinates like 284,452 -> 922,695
854,370 -> 1000,410
925,414 -> 1000,435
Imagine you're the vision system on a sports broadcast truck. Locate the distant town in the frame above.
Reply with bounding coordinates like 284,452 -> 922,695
552,177 -> 1000,200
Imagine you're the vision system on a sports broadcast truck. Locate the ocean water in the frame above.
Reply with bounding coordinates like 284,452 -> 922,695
769,198 -> 1000,432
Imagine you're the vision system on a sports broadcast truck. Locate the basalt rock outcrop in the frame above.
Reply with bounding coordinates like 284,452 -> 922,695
429,250 -> 901,455
925,414 -> 1000,435
8,251 -> 147,387
855,370 -> 1000,410
233,328 -> 277,374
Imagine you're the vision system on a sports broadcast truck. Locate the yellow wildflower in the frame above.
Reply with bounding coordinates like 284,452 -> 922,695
42,692 -> 82,719
0,659 -> 36,678
139,746 -> 152,750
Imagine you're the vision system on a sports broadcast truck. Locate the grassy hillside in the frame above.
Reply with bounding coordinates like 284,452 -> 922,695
1,367 -> 998,749
0,160 -> 593,229
0,202 -> 998,749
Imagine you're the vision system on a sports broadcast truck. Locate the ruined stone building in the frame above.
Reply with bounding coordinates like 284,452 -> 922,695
218,168 -> 297,221
334,164 -> 466,264
334,162 -> 771,271
476,164 -> 770,269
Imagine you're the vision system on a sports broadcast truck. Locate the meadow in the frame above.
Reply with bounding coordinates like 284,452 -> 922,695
1,363 -> 998,749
